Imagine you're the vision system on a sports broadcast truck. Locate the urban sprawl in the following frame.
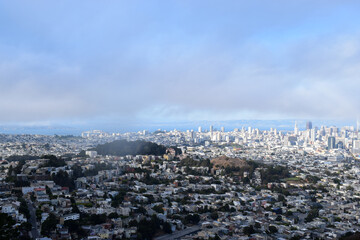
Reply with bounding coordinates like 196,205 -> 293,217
1,122 -> 360,240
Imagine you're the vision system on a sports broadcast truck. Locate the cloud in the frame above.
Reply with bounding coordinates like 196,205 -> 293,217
0,1 -> 360,123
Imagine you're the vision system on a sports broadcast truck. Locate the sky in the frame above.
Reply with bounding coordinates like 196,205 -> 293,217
1,0 -> 360,129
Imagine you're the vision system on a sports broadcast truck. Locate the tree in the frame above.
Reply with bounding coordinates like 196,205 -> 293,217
89,214 -> 106,225
269,225 -> 278,234
184,214 -> 200,225
41,213 -> 58,236
137,216 -> 161,240
64,220 -> 88,238
42,155 -> 66,167
333,178 -> 341,184
52,170 -> 75,191
45,186 -> 53,198
0,213 -> 19,239
152,204 -> 164,214
108,212 -> 119,219
163,222 -> 172,234
18,197 -> 30,219
305,208 -> 319,223
261,165 -> 290,184
243,225 -> 255,235
278,194 -> 286,202
77,150 -> 88,158
111,189 -> 128,208
210,212 -> 218,220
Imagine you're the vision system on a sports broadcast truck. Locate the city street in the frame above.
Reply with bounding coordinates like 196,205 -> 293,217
26,199 -> 40,239
154,226 -> 201,240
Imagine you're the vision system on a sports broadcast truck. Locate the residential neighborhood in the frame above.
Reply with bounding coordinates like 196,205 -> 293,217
1,124 -> 360,239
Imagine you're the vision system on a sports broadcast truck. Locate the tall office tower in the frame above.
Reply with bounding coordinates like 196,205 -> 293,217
306,121 -> 312,130
353,140 -> 360,154
294,121 -> 299,135
190,130 -> 195,140
210,125 -> 213,133
342,130 -> 348,138
311,128 -> 316,142
328,136 -> 336,149
198,126 -> 202,133
221,126 -> 225,133
320,126 -> 326,136
217,132 -> 221,141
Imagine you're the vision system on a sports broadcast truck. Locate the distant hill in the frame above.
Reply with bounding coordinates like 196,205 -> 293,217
93,140 -> 171,156
211,156 -> 250,169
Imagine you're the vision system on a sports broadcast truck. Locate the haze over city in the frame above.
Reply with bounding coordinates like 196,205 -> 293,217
3,2 -> 360,240
1,1 -> 360,133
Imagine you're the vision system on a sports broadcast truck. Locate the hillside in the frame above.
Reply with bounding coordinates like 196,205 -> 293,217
211,156 -> 250,169
93,140 -> 169,156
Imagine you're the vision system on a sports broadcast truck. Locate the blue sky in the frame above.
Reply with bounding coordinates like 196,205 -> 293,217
1,0 -> 360,126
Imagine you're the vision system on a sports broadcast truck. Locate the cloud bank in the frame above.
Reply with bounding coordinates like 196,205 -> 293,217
0,0 -> 360,123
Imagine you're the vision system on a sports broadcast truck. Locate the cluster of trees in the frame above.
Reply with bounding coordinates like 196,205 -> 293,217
0,213 -> 19,239
240,160 -> 260,177
305,205 -> 322,223
218,159 -> 260,178
0,211 -> 32,240
80,213 -> 107,225
18,197 -> 30,219
6,155 -> 39,162
41,155 -> 66,167
340,232 -> 360,240
76,150 -> 88,158
179,157 -> 212,168
184,214 -> 200,224
72,163 -> 113,178
260,165 -> 290,184
63,220 -> 88,238
141,174 -> 170,185
131,215 -> 171,239
243,224 -> 277,235
111,188 -> 128,208
41,213 -> 58,236
51,170 -> 75,191
306,175 -> 321,184
6,160 -> 30,187
152,204 -> 164,213
93,140 -> 171,156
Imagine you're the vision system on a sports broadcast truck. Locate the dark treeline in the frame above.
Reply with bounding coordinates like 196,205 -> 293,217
41,155 -> 66,167
6,155 -> 40,162
93,140 -> 179,156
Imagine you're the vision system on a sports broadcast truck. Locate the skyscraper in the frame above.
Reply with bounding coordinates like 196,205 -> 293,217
310,128 -> 316,142
328,136 -> 336,150
294,121 -> 299,135
306,121 -> 312,130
